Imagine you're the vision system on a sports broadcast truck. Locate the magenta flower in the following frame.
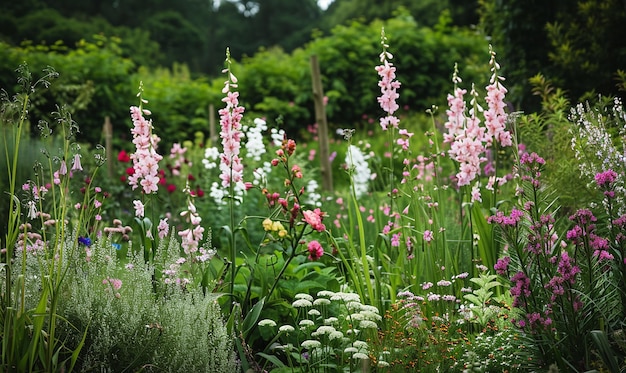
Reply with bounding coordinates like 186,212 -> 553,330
595,169 -> 617,187
307,240 -> 324,261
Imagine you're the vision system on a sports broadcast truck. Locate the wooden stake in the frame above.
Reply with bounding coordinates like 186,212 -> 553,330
310,55 -> 333,192
103,116 -> 113,178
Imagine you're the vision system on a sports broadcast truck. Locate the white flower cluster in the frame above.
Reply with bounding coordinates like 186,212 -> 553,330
243,118 -> 268,161
570,98 -> 626,213
259,290 -> 388,368
303,179 -> 322,207
345,145 -> 372,198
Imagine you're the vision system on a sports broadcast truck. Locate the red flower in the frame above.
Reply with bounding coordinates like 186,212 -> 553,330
118,150 -> 130,163
196,188 -> 205,197
125,167 -> 135,176
167,184 -> 176,193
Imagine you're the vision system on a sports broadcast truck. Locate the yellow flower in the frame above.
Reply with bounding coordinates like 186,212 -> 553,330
271,221 -> 285,232
278,229 -> 288,238
262,218 -> 273,231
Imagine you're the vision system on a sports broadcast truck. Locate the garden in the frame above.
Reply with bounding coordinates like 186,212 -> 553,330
2,2 -> 626,373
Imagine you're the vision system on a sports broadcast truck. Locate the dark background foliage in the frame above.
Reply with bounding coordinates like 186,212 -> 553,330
0,0 -> 624,144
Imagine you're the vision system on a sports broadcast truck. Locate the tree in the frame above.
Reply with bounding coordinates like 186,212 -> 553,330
478,0 -> 626,109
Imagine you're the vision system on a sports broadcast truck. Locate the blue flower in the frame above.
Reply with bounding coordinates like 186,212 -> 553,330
78,236 -> 92,247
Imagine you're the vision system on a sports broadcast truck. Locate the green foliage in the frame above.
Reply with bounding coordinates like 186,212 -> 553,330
478,0 -> 626,108
0,36 -> 136,146
56,238 -> 237,372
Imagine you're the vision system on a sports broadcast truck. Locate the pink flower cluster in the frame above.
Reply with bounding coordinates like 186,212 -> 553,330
218,54 -> 245,188
375,28 -> 413,147
128,106 -> 163,194
178,197 -> 204,254
303,208 -> 326,232
443,48 -> 513,187
484,47 -> 512,147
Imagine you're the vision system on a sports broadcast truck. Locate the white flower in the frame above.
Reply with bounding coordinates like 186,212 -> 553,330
295,293 -> 314,302
258,319 -> 277,327
301,340 -> 321,349
313,298 -> 331,306
345,145 -> 372,197
299,319 -> 314,327
352,352 -> 369,360
27,201 -> 37,220
292,299 -> 313,308
311,325 -> 336,337
329,331 -> 344,340
317,290 -> 335,298
308,309 -> 321,316
359,320 -> 378,329
278,325 -> 295,333
324,317 -> 338,325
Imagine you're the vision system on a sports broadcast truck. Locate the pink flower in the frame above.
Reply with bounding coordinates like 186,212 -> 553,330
303,208 -> 326,232
133,200 -> 145,218
158,218 -> 169,239
218,53 -> 245,189
307,240 -> 324,261
58,160 -> 68,176
423,230 -> 434,243
71,153 -> 83,172
128,105 -> 163,194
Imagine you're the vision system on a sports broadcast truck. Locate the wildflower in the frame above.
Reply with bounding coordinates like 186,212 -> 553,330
26,201 -> 37,220
78,236 -> 92,247
494,256 -> 510,275
58,159 -> 68,176
118,150 -> 131,162
133,200 -> 145,218
258,319 -> 277,327
279,325 -> 295,333
345,144 -> 372,197
128,105 -> 163,194
292,299 -> 313,308
483,46 -> 512,147
157,218 -> 169,239
423,230 -> 434,243
244,118 -> 267,161
301,340 -> 321,350
295,293 -> 314,302
71,153 -> 83,172
307,240 -> 324,261
303,209 -> 326,232
218,50 -> 245,189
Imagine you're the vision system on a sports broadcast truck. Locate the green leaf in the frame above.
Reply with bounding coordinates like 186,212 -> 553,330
256,352 -> 286,368
295,280 -> 325,293
293,261 -> 325,273
590,330 -> 621,373
242,297 -> 266,339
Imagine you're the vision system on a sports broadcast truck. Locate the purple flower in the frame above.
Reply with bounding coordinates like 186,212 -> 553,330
594,169 -> 617,188
494,256 -> 511,275
78,236 -> 92,247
